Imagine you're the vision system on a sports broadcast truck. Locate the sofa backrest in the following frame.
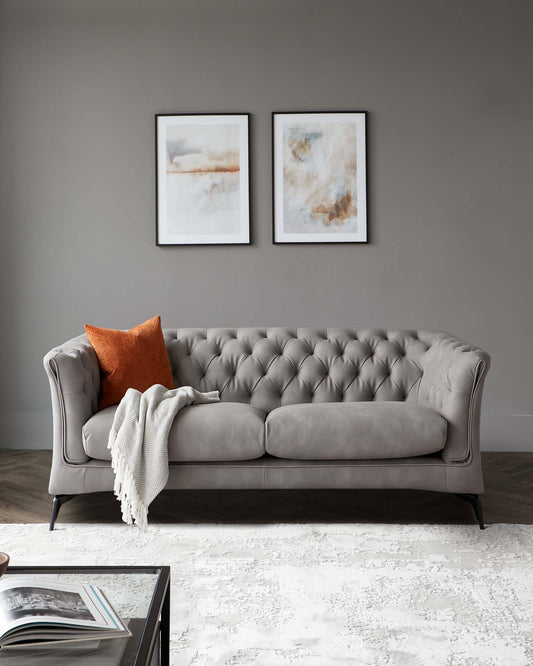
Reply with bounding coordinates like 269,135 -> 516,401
164,328 -> 449,414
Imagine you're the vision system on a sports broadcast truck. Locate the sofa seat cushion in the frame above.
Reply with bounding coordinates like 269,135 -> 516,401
265,402 -> 447,460
82,402 -> 266,462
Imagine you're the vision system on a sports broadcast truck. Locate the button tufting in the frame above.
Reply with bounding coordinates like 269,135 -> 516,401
167,327 -> 432,412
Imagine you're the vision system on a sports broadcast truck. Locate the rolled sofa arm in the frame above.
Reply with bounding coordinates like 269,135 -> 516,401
418,335 -> 490,462
43,334 -> 101,464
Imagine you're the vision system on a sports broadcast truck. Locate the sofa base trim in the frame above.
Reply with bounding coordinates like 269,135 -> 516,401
48,455 -> 483,497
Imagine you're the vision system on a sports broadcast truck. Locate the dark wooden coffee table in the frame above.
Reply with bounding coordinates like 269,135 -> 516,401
0,565 -> 170,666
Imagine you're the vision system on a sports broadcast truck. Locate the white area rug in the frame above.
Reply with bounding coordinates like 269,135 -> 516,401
1,523 -> 532,665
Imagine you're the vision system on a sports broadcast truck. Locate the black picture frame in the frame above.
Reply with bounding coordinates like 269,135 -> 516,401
155,113 -> 251,246
272,111 -> 368,244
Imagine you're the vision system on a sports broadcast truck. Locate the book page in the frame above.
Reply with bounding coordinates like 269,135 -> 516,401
0,578 -> 126,643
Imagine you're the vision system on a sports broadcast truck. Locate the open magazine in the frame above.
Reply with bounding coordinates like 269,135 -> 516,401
0,577 -> 131,650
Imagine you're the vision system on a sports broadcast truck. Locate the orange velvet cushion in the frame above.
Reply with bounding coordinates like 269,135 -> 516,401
85,316 -> 175,410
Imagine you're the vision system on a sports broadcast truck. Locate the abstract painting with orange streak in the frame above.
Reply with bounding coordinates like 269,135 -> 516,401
165,124 -> 241,236
282,122 -> 359,233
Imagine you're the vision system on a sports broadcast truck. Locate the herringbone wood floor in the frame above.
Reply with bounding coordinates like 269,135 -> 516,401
0,451 -> 531,526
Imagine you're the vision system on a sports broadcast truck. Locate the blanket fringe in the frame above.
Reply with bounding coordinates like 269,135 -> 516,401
108,427 -> 148,530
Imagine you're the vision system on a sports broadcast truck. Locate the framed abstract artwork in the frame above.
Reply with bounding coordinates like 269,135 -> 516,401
156,113 -> 250,245
272,111 -> 367,244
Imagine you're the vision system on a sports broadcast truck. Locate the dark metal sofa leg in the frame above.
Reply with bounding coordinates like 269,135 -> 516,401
455,493 -> 485,530
49,495 -> 76,531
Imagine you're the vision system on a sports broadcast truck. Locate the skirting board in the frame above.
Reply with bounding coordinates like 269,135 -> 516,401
0,410 -> 532,452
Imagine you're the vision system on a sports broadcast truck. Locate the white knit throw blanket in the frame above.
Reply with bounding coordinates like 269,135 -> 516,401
108,384 -> 220,529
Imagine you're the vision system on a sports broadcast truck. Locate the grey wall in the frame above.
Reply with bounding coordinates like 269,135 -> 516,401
1,0 -> 532,451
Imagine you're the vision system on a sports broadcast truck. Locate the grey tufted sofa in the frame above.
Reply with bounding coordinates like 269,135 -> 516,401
44,328 -> 490,529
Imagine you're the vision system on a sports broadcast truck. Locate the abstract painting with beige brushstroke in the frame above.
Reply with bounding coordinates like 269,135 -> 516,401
273,112 -> 367,243
283,123 -> 357,233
